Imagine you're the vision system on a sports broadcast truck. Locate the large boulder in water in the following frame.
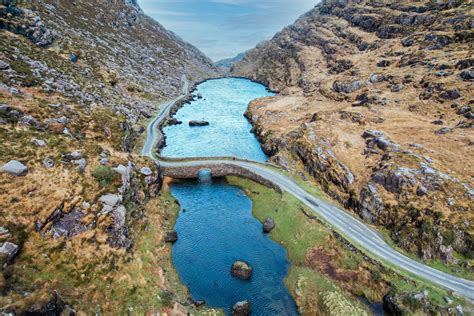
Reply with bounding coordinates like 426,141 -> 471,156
232,301 -> 251,316
263,217 -> 275,233
189,120 -> 209,127
231,260 -> 252,280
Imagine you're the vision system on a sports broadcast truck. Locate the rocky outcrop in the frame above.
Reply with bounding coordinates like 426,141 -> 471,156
189,120 -> 210,127
231,261 -> 253,280
231,301 -> 251,316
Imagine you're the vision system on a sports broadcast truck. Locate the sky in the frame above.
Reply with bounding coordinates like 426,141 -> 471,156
138,0 -> 318,62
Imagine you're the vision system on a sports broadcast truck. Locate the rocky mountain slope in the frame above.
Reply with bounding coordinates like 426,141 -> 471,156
233,0 -> 473,274
0,0 -> 218,313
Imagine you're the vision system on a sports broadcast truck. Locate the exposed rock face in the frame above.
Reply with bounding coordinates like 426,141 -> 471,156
231,301 -> 251,316
0,241 -> 19,267
233,0 -> 474,265
231,261 -> 253,280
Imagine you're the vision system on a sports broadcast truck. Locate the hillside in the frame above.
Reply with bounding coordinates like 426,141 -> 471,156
0,0 -> 218,313
233,0 -> 473,274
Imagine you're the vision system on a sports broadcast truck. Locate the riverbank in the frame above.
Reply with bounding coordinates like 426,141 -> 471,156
226,176 -> 469,315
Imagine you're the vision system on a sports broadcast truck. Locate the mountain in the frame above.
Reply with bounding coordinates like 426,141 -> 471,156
0,0 -> 218,314
233,0 -> 473,286
215,51 -> 247,68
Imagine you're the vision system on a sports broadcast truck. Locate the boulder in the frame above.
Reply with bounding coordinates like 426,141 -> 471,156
99,194 -> 123,207
140,166 -> 153,176
0,60 -> 10,70
1,160 -> 28,176
43,157 -> 55,168
189,120 -> 210,127
231,261 -> 252,280
32,138 -> 47,147
0,241 -> 19,267
62,151 -> 83,161
263,217 -> 275,233
165,231 -> 178,243
231,301 -> 251,316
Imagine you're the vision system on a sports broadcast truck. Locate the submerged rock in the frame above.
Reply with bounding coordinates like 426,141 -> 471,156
189,120 -> 209,127
231,301 -> 251,316
231,260 -> 253,280
1,160 -> 28,176
263,217 -> 275,233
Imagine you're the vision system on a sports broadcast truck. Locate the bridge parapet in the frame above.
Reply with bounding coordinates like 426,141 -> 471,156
160,162 -> 282,193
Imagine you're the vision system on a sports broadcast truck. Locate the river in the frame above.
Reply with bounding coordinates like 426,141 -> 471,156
162,78 -> 299,315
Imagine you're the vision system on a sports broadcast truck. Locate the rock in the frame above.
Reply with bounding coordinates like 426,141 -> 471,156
439,244 -> 458,265
0,241 -> 19,267
99,194 -> 123,207
0,227 -> 11,241
0,60 -> 10,70
51,209 -> 87,239
435,127 -> 452,135
197,93 -> 203,99
114,163 -> 132,193
444,296 -> 453,304
456,106 -> 471,115
32,138 -> 47,147
1,160 -> 28,176
409,143 -> 424,149
100,158 -> 109,165
456,305 -> 463,315
231,301 -> 250,316
377,60 -> 391,67
440,89 -> 461,100
416,186 -> 428,196
390,84 -> 403,92
74,158 -> 87,172
0,104 -> 23,124
140,167 -> 153,176
18,115 -> 41,129
333,80 -> 366,93
62,151 -> 83,161
194,300 -> 205,307
231,260 -> 252,280
168,117 -> 182,125
431,119 -> 444,125
165,231 -> 178,243
362,130 -> 385,139
465,112 -> 474,120
263,217 -> 275,233
456,59 -> 474,70
43,157 -> 55,168
189,120 -> 209,127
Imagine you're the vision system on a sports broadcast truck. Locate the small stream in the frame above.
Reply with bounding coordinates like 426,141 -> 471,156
162,78 -> 299,315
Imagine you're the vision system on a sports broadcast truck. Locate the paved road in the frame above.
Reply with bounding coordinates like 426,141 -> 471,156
142,74 -> 189,157
142,77 -> 474,301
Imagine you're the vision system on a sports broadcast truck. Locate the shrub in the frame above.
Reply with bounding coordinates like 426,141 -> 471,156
92,166 -> 117,187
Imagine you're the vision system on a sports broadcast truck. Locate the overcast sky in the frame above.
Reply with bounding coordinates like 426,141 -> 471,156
138,0 -> 318,61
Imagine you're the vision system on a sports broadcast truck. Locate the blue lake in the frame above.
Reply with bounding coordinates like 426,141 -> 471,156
164,78 -> 299,315
161,78 -> 273,161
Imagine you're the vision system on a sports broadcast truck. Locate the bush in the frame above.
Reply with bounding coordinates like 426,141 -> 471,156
92,166 -> 117,187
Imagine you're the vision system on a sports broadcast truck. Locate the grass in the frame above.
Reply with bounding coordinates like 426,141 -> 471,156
226,176 -> 472,314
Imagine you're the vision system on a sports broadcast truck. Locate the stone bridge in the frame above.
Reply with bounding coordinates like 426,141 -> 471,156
159,162 -> 282,193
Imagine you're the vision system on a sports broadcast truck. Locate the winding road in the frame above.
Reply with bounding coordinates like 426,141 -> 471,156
142,76 -> 474,301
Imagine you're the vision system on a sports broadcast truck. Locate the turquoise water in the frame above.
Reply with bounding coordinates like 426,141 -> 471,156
165,78 -> 298,315
161,78 -> 273,161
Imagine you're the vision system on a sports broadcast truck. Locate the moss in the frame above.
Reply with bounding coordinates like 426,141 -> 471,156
92,166 -> 117,187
